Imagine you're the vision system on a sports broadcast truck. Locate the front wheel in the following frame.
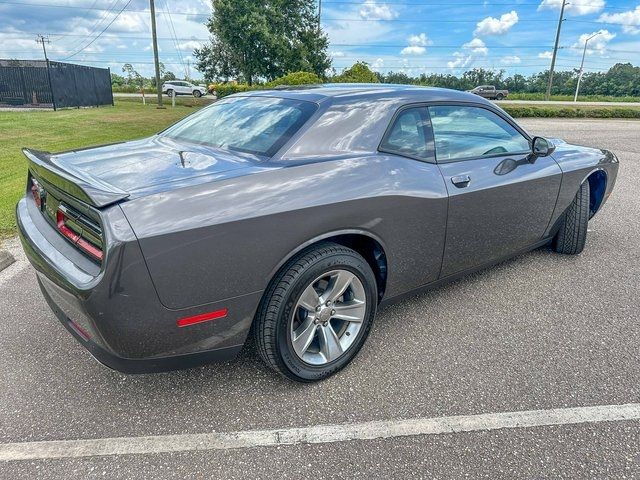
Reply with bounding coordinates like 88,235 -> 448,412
165,89 -> 174,97
553,182 -> 590,254
193,90 -> 202,98
254,243 -> 377,382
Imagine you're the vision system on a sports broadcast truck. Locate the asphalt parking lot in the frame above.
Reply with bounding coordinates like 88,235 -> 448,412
1,118 -> 639,479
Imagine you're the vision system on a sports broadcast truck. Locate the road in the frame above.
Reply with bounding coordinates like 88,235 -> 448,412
1,119 -> 639,479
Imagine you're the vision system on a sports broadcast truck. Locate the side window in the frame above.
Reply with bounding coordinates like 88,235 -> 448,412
429,105 -> 530,162
379,107 -> 432,161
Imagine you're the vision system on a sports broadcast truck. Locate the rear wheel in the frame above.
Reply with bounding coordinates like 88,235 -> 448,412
496,93 -> 504,100
254,243 -> 377,382
553,182 -> 590,254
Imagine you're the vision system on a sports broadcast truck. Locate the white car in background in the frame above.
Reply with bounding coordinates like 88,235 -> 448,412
161,81 -> 207,98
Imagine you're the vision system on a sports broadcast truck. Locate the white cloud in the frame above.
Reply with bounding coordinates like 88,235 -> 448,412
463,37 -> 488,55
401,46 -> 426,55
538,0 -> 605,16
178,40 -> 202,51
329,50 -> 346,58
407,33 -> 431,47
448,38 -> 487,69
400,33 -> 432,55
571,29 -> 616,54
599,6 -> 640,34
372,58 -> 384,70
500,55 -> 521,64
538,51 -> 553,59
111,12 -> 147,33
359,1 -> 398,20
474,11 -> 519,36
448,52 -> 473,69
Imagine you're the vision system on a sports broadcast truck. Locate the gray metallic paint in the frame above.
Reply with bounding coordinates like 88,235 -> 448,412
16,85 -> 619,372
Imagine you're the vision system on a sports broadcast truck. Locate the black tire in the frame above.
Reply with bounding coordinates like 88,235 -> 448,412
496,93 -> 504,100
165,89 -> 174,97
254,242 -> 377,382
553,182 -> 590,254
193,90 -> 202,98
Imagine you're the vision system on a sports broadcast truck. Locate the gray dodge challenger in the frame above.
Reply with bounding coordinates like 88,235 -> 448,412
17,84 -> 618,382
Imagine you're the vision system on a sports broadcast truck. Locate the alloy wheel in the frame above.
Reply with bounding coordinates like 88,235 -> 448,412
290,269 -> 367,365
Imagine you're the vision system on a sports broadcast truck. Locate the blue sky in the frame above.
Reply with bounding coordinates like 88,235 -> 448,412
0,0 -> 638,78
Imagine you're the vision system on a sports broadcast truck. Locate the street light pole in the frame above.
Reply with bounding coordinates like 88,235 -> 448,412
545,0 -> 567,101
574,32 -> 601,102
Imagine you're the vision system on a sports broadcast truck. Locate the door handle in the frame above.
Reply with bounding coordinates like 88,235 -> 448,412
451,174 -> 471,188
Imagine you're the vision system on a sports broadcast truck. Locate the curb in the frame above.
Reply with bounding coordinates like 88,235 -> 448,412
0,250 -> 16,272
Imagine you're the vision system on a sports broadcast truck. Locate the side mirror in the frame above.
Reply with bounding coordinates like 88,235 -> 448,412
530,136 -> 555,160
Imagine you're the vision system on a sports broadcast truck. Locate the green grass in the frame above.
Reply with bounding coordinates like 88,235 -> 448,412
507,93 -> 640,102
0,99 -> 206,239
503,104 -> 640,118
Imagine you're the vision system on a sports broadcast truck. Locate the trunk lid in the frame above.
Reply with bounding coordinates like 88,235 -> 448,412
24,136 -> 259,208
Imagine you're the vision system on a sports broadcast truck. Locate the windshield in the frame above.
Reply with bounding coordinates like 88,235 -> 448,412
161,96 -> 317,157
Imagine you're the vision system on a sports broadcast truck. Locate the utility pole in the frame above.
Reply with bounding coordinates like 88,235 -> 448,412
36,34 -> 56,110
149,0 -> 163,108
574,32 -> 601,102
35,34 -> 50,60
545,0 -> 566,100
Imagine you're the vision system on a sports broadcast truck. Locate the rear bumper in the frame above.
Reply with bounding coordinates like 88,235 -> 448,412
38,275 -> 241,373
17,195 -> 259,373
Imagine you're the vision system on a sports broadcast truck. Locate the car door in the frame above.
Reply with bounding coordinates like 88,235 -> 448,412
429,104 -> 562,277
170,82 -> 180,94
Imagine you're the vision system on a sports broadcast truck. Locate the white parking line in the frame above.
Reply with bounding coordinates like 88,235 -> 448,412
1,403 -> 639,461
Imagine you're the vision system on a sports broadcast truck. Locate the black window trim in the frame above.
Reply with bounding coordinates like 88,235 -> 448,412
427,101 -> 532,164
378,100 -> 531,165
377,103 -> 436,164
160,95 -> 319,158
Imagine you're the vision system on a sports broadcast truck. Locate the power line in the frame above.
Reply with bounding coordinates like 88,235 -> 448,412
59,0 -> 119,50
3,42 -> 637,55
0,1 -> 637,22
0,0 -> 634,11
162,0 -> 187,78
61,0 -> 134,60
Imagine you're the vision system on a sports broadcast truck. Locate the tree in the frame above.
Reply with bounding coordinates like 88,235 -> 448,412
194,37 -> 240,82
267,71 -> 322,87
194,0 -> 331,85
333,62 -> 379,83
122,63 -> 144,89
380,71 -> 413,84
195,0 -> 330,85
110,72 -> 126,87
150,62 -> 177,87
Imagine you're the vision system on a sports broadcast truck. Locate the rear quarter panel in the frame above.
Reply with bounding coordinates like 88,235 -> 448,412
121,154 -> 449,310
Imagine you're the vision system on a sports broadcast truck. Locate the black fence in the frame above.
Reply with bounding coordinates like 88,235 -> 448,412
0,59 -> 113,110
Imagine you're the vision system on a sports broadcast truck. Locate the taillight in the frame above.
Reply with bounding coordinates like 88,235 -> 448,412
31,178 -> 43,208
56,205 -> 104,262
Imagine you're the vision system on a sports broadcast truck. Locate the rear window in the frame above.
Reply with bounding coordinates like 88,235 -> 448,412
161,96 -> 317,157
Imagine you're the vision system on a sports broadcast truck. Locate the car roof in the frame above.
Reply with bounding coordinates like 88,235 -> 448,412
236,83 -> 492,106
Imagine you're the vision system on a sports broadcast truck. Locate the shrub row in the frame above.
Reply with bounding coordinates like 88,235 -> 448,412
504,105 -> 640,118
505,93 -> 640,103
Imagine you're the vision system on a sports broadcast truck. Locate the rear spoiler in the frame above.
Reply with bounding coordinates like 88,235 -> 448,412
22,148 -> 129,208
